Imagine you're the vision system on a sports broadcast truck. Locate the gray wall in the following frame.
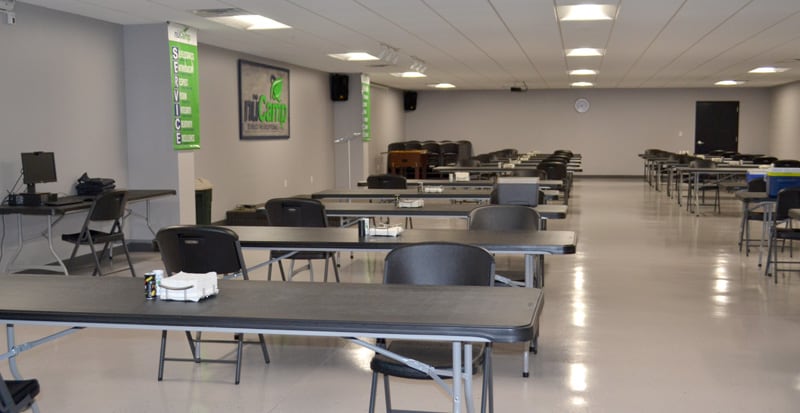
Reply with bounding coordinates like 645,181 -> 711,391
0,4 -> 129,266
770,82 -> 800,159
194,45 -> 336,219
405,88 -> 773,175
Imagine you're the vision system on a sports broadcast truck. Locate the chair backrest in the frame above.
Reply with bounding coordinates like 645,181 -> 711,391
156,225 -> 248,278
752,156 -> 777,165
511,168 -> 546,178
456,158 -> 481,167
367,174 -> 407,189
265,197 -> 328,227
775,187 -> 800,221
383,242 -> 494,286
404,140 -> 422,150
469,204 -> 541,231
747,178 -> 766,192
536,162 -> 567,180
688,158 -> 715,168
88,190 -> 128,222
387,142 -> 405,152
773,159 -> 800,167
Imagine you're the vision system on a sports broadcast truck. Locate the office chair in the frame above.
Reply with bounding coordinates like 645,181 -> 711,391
765,187 -> 800,283
738,178 -> 767,255
0,372 -> 39,413
155,225 -> 270,385
368,242 -> 495,413
752,156 -> 778,165
61,190 -> 136,277
265,198 -> 340,282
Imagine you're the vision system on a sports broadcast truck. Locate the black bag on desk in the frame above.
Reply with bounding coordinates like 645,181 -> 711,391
75,172 -> 116,196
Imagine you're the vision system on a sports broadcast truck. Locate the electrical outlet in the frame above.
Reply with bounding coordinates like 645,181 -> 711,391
283,179 -> 288,188
310,175 -> 314,184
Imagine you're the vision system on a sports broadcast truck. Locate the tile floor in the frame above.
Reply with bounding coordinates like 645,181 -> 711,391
3,178 -> 800,412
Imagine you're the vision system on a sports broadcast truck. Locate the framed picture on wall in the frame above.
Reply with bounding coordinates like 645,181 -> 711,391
238,59 -> 290,140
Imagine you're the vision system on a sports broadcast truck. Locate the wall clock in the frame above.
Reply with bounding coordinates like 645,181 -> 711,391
574,98 -> 590,113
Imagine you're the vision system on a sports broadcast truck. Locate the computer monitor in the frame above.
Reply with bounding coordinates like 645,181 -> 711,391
21,152 -> 57,194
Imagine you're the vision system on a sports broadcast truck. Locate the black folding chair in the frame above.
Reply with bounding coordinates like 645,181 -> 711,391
61,190 -> 136,277
0,372 -> 39,413
368,242 -> 495,413
155,225 -> 270,384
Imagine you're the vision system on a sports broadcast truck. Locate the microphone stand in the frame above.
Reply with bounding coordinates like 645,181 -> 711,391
333,133 -> 362,189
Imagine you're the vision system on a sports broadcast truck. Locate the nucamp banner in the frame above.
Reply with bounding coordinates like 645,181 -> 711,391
168,23 -> 200,150
238,60 -> 290,140
361,74 -> 371,142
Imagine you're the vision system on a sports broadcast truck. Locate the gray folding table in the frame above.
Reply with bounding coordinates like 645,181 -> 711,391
0,275 -> 542,413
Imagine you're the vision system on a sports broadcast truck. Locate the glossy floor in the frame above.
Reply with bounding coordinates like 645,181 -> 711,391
4,178 -> 800,412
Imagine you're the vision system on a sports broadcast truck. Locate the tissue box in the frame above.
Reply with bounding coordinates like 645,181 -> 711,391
368,226 -> 403,237
767,168 -> 800,197
454,172 -> 470,182
398,199 -> 424,208
159,271 -> 219,302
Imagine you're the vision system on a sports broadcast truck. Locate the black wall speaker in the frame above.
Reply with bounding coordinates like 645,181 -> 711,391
404,91 -> 417,111
330,74 -> 349,101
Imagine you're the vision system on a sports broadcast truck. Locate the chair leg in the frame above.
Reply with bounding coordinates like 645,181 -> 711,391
368,371 -> 379,413
185,331 -> 200,361
383,374 -> 392,412
234,333 -> 244,385
331,254 -> 341,283
481,344 -> 493,413
258,334 -> 270,364
88,240 -> 104,276
278,261 -> 287,281
120,239 -> 136,277
323,256 -> 330,282
158,330 -> 168,381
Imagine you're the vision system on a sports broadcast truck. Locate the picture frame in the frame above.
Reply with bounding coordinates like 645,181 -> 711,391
238,59 -> 290,140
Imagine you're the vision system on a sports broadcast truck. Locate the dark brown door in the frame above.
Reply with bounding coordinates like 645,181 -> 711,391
694,101 -> 739,154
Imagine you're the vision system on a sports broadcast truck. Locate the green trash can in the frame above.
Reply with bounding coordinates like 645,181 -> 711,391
195,178 -> 213,225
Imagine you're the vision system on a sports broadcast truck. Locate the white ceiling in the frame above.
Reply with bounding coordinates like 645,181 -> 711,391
18,0 -> 800,90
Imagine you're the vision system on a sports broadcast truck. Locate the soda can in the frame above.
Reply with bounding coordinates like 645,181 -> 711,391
144,272 -> 156,300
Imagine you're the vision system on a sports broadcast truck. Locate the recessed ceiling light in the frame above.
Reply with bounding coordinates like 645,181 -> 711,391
571,81 -> 594,87
390,72 -> 427,78
207,14 -> 291,30
715,80 -> 745,86
429,83 -> 456,89
569,69 -> 597,76
566,48 -> 605,57
748,66 -> 789,74
328,52 -> 380,62
557,4 -> 617,21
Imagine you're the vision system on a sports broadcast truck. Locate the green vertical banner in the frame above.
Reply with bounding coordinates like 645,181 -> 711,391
168,23 -> 200,150
361,74 -> 371,142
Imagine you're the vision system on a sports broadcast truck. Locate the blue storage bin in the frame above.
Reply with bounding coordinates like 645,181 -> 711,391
766,168 -> 800,197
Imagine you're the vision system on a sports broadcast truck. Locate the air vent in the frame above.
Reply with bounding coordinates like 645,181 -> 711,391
191,8 -> 247,18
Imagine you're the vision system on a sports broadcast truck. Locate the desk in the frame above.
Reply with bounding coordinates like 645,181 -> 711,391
673,167 -> 755,214
312,187 -> 493,201
358,179 -> 565,190
0,189 -> 176,274
320,201 -> 567,222
230,225 -> 575,377
311,187 -> 561,203
388,150 -> 429,178
0,275 -> 542,413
